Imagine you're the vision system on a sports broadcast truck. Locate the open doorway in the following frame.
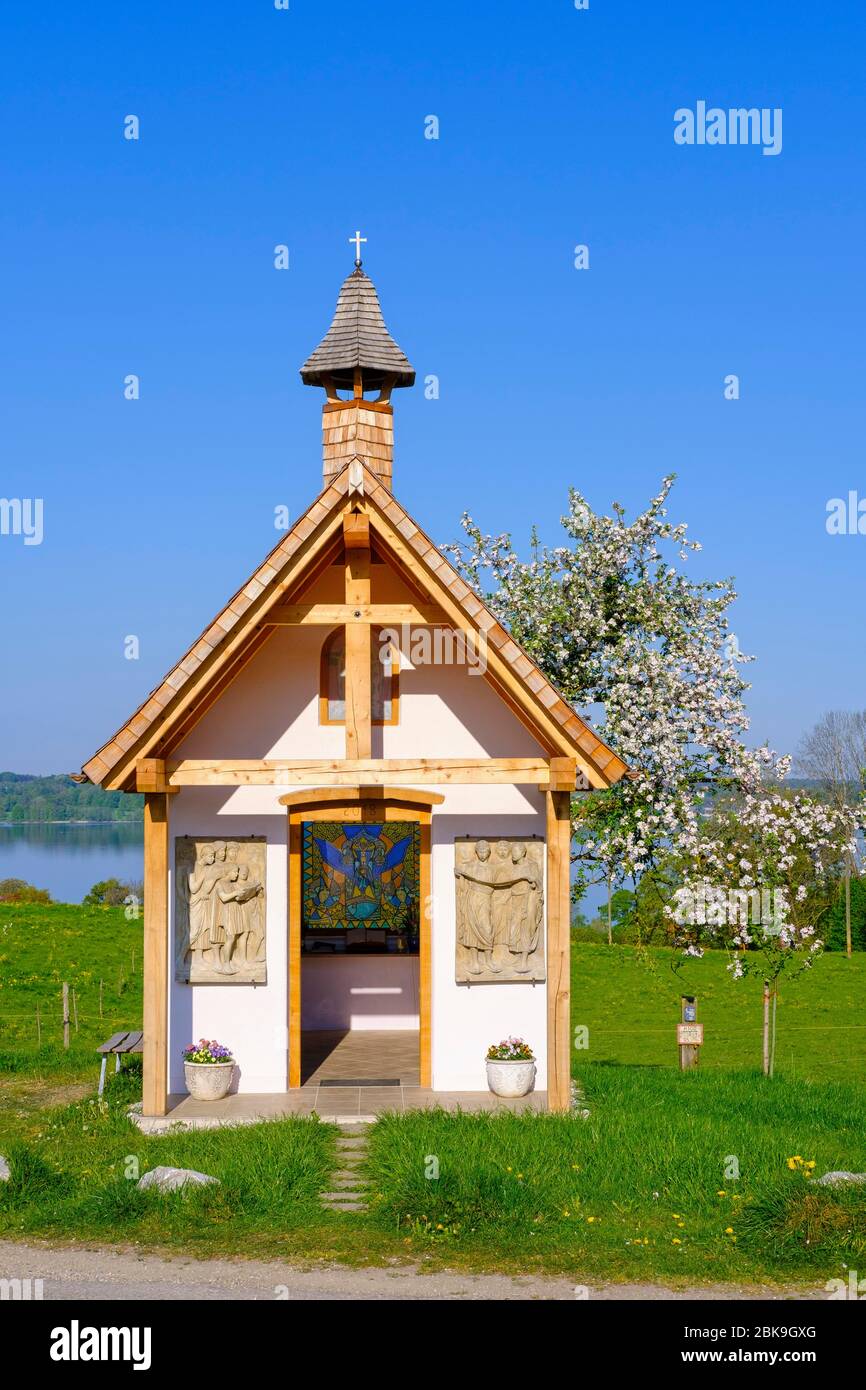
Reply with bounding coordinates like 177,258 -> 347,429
284,790 -> 437,1090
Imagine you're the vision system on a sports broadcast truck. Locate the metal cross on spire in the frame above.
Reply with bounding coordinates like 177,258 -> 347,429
349,229 -> 367,266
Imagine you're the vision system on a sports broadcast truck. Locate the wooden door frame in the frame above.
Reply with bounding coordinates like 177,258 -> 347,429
282,787 -> 441,1089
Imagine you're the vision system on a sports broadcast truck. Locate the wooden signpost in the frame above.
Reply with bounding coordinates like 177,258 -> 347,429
677,995 -> 703,1069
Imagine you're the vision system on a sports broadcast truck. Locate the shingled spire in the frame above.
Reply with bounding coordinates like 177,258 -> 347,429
301,254 -> 414,491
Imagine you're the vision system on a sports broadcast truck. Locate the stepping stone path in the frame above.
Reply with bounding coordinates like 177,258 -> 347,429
321,1123 -> 370,1213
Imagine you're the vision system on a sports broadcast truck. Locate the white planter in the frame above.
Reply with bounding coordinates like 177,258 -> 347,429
486,1058 -> 536,1098
184,1060 -> 235,1101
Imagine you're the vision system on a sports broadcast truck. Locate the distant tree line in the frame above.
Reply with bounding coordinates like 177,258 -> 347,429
0,876 -> 143,905
0,773 -> 143,823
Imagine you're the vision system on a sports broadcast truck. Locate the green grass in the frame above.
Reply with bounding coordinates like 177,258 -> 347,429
364,1070 -> 866,1281
0,1069 -> 340,1257
570,940 -> 866,1082
0,903 -> 142,1078
1,909 -> 864,1282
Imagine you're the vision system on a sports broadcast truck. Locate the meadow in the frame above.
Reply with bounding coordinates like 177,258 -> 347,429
1,905 -> 864,1283
0,903 -> 142,1077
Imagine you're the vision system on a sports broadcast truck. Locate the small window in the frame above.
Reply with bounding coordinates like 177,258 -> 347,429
319,627 -> 399,725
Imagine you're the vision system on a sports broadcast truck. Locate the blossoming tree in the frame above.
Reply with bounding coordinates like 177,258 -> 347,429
449,476 -> 858,1071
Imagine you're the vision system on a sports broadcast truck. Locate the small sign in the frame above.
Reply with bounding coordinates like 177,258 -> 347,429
677,1022 -> 704,1046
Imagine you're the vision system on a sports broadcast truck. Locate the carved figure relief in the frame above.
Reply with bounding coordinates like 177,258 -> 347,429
454,837 -> 545,983
175,837 -> 266,983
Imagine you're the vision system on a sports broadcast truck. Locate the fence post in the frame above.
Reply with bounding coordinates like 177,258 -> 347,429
62,982 -> 70,1050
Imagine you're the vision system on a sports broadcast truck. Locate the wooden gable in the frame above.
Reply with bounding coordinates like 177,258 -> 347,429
81,462 -> 628,793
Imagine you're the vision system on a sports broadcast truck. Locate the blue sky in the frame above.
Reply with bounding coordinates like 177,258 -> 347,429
1,0 -> 864,774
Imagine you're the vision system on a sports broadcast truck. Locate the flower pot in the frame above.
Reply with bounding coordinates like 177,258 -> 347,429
486,1058 -> 536,1098
184,1060 -> 235,1101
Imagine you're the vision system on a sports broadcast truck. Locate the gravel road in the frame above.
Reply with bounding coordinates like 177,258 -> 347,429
0,1242 -> 825,1301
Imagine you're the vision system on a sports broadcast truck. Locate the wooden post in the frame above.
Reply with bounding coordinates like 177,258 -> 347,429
546,791 -> 572,1112
143,792 -> 170,1116
762,979 -> 770,1077
62,982 -> 70,1050
288,817 -> 302,1089
678,996 -> 701,1069
344,513 -> 372,760
419,815 -> 432,1089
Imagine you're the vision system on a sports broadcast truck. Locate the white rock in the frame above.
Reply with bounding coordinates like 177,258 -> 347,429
137,1165 -> 219,1192
0,1156 -> 10,1182
815,1171 -> 866,1187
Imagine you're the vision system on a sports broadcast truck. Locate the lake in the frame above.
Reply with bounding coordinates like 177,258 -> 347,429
0,823 -> 144,904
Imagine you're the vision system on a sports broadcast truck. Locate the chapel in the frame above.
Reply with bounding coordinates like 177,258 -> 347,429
81,250 -> 627,1116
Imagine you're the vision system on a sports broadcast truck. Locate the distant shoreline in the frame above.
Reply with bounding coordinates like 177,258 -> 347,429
0,820 -> 143,828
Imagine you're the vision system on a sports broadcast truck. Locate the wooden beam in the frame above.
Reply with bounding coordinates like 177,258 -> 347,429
342,511 -> 370,549
344,526 -> 371,759
419,816 -> 432,1088
288,817 -> 301,1089
537,757 -> 577,792
135,758 -> 180,794
546,790 -> 572,1113
264,603 -> 446,626
167,757 -> 553,786
279,786 -> 445,808
142,793 -> 169,1117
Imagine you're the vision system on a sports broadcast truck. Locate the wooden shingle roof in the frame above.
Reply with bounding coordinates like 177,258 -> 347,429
80,463 -> 629,792
300,267 -> 415,393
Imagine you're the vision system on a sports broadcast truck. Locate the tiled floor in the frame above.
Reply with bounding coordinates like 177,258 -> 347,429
133,1029 -> 547,1132
302,1029 -> 420,1086
140,1086 -> 547,1132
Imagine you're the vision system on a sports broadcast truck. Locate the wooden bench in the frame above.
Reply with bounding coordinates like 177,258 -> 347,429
97,1031 -> 143,1096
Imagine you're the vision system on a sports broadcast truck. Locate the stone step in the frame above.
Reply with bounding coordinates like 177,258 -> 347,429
330,1176 -> 366,1190
332,1169 -> 364,1181
322,1201 -> 367,1213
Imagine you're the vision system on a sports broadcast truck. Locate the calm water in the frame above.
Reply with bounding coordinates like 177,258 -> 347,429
0,823 -> 143,904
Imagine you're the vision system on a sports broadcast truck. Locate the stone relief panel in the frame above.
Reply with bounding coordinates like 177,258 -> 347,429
175,837 -> 266,984
454,837 -> 545,984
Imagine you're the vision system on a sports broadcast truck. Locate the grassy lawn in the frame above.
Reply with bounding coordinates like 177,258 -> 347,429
571,939 -> 866,1082
1,907 -> 864,1283
0,903 -> 142,1080
364,1072 -> 866,1282
0,1070 -> 345,1261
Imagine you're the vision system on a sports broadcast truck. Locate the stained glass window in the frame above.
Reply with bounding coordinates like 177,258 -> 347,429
302,821 -> 419,932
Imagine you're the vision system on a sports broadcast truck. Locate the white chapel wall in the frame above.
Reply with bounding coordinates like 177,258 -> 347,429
168,623 -> 552,1095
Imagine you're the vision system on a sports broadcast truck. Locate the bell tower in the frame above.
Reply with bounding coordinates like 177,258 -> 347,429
300,236 -> 415,491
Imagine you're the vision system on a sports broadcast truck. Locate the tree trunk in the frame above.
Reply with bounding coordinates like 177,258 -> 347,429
845,866 -> 852,959
769,989 -> 778,1078
607,875 -> 612,947
762,979 -> 770,1076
